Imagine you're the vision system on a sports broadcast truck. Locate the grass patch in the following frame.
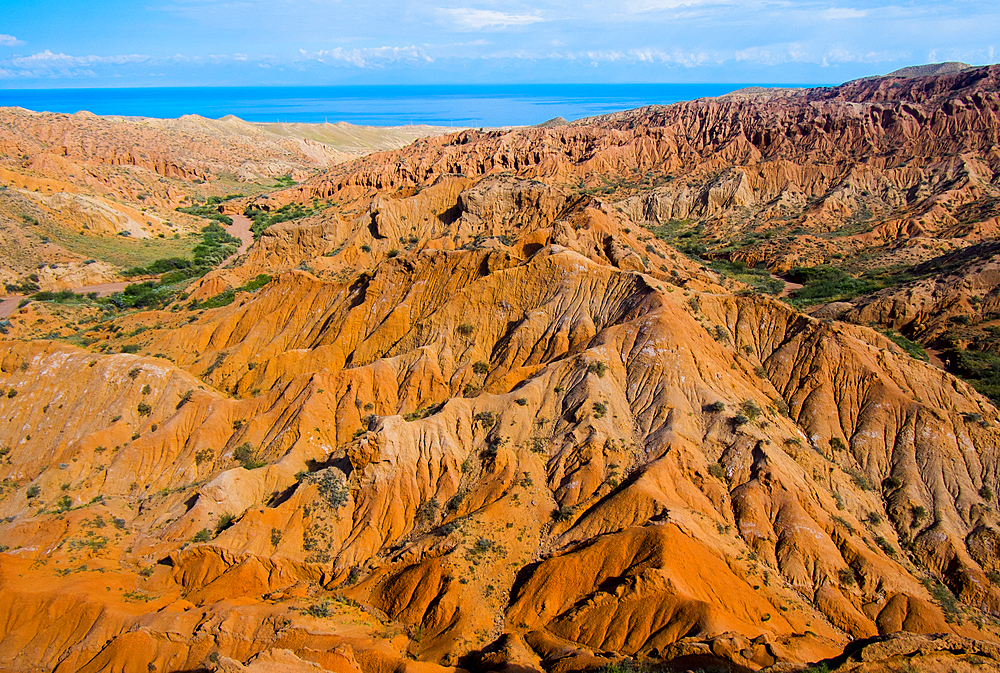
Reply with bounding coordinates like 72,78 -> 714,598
709,260 -> 783,295
190,274 -> 272,310
950,349 -> 1000,406
42,228 -> 196,270
786,265 -> 880,306
879,329 -> 928,361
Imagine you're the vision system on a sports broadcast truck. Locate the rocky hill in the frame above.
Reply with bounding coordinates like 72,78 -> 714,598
2,65 -> 1000,673
0,109 -> 451,292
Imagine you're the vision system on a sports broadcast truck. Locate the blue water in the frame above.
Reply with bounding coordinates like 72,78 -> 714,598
0,84 -> 819,127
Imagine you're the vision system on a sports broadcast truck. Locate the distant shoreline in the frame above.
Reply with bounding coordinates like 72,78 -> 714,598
0,83 -> 826,128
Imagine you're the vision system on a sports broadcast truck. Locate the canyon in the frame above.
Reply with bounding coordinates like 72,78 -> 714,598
2,64 -> 1000,673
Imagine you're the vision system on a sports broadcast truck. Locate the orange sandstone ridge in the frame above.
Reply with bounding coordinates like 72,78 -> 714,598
2,66 -> 1000,673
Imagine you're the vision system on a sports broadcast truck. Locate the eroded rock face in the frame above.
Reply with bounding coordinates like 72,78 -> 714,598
3,67 -> 1000,673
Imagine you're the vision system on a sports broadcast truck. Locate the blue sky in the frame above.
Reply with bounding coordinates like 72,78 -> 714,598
1,0 -> 997,87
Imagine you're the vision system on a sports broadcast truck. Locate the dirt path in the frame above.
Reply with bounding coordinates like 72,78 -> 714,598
1,217 -> 253,320
0,282 -> 128,319
223,214 -> 254,266
772,274 -> 803,298
924,346 -> 949,371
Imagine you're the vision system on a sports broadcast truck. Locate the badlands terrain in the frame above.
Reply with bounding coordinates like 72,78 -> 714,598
2,63 -> 1000,673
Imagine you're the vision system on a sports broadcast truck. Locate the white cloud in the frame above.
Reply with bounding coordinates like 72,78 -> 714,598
626,0 -> 729,10
299,46 -> 432,68
822,7 -> 868,20
11,50 -> 149,67
441,8 -> 544,30
734,42 -> 904,66
564,47 -> 718,67
0,34 -> 24,47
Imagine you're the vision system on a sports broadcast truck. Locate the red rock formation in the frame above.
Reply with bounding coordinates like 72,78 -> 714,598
3,67 -> 1000,673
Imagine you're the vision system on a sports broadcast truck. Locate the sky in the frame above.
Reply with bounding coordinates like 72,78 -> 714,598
1,0 -> 998,87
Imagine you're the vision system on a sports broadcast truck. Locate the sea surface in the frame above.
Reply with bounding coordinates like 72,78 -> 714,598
0,84 -> 821,128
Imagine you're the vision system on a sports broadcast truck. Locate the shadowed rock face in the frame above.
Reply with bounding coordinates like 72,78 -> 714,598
3,67 -> 1000,673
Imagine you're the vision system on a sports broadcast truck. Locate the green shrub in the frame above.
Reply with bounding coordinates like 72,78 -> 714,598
874,536 -> 897,557
704,401 -> 725,413
56,495 -> 72,512
708,259 -> 784,295
456,322 -> 475,336
176,389 -> 193,409
305,601 -> 330,618
925,579 -> 960,621
593,401 -> 607,418
137,402 -> 152,416
233,443 -> 264,469
847,466 -> 873,491
215,512 -> 236,533
176,204 -> 233,226
553,504 -> 575,522
315,469 -> 348,508
26,484 -> 40,498
880,329 -> 928,361
472,361 -> 489,375
416,498 -> 439,524
587,361 -> 608,378
192,528 -> 212,542
244,203 -> 314,239
473,411 -> 496,428
739,400 -> 762,420
787,265 -> 879,305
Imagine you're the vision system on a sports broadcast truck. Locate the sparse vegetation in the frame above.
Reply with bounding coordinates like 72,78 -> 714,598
709,259 -> 783,295
874,536 -> 897,557
846,466 -> 873,491
245,202 -> 315,239
838,567 -> 857,586
587,361 -> 608,378
315,469 -> 349,508
880,329 -> 928,361
215,512 -> 236,534
232,443 -> 265,470
738,400 -> 762,420
786,265 -> 880,306
553,504 -> 575,522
